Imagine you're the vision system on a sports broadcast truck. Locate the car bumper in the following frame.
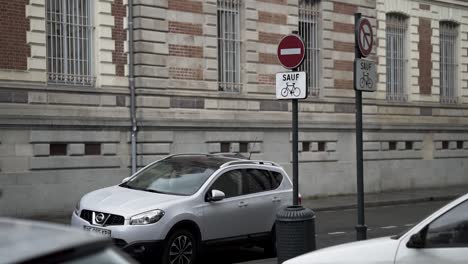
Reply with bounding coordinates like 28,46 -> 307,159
71,212 -> 166,252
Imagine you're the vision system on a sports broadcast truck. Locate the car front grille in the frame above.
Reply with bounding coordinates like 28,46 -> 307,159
80,209 -> 125,226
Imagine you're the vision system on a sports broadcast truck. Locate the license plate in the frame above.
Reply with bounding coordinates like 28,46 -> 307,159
83,226 -> 111,237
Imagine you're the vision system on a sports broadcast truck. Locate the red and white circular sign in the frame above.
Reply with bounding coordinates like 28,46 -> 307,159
357,18 -> 373,57
277,34 -> 305,69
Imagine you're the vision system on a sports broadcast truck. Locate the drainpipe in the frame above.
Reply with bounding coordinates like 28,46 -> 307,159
129,0 -> 137,175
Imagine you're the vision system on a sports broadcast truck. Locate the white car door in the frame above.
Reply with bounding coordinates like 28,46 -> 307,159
201,169 -> 245,241
395,198 -> 468,264
238,168 -> 285,235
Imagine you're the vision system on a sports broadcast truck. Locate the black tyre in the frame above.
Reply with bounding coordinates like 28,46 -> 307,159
281,88 -> 289,97
162,229 -> 197,264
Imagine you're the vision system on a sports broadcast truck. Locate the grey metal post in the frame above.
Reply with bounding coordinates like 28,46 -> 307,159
354,12 -> 367,241
129,0 -> 137,175
291,30 -> 299,206
292,96 -> 298,206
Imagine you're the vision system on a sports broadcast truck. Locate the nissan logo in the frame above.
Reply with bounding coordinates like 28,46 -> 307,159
95,213 -> 105,224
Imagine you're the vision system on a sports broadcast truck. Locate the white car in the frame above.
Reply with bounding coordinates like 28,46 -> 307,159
285,193 -> 468,264
71,154 -> 293,264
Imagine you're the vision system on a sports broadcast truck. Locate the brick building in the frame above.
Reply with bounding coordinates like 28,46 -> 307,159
1,0 -> 468,217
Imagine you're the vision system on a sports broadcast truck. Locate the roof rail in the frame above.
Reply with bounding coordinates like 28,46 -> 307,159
220,160 -> 281,168
164,153 -> 211,159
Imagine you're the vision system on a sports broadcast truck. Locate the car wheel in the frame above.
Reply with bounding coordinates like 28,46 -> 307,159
162,229 -> 197,264
264,228 -> 277,257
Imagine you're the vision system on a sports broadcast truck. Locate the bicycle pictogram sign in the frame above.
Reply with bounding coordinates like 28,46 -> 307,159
281,82 -> 301,97
275,72 -> 307,99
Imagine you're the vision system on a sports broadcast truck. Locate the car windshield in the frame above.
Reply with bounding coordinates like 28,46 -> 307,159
120,155 -> 236,196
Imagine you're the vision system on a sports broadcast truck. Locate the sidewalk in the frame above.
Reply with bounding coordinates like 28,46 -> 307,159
27,185 -> 468,264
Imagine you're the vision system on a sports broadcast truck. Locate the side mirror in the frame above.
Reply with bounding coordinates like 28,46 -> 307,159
206,190 -> 225,202
121,177 -> 131,184
406,232 -> 425,248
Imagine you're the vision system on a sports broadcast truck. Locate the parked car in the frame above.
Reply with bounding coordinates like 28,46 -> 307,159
71,154 -> 293,264
284,193 -> 468,264
0,217 -> 135,264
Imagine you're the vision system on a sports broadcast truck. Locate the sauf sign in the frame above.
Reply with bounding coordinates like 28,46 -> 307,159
276,72 -> 306,99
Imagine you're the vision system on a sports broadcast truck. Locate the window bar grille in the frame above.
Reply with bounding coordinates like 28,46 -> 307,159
298,0 -> 320,96
46,0 -> 94,86
440,22 -> 458,104
218,0 -> 241,92
386,14 -> 407,102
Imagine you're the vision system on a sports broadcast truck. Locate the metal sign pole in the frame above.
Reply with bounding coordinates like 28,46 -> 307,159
292,68 -> 299,206
354,12 -> 367,241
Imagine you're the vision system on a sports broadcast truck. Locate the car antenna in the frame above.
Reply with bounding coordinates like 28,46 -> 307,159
248,137 -> 258,160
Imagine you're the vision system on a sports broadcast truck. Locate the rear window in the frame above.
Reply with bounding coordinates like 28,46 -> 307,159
243,169 -> 283,195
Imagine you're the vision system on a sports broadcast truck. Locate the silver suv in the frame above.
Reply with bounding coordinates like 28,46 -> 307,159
71,154 -> 293,264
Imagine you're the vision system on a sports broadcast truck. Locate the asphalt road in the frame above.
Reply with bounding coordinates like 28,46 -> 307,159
196,200 -> 449,264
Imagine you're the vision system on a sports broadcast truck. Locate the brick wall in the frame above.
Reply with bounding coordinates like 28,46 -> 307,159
259,53 -> 280,65
258,11 -> 287,25
334,41 -> 354,52
257,74 -> 275,85
169,67 -> 203,80
333,2 -> 358,15
258,32 -> 285,45
168,21 -> 203,36
169,45 -> 203,58
0,0 -> 30,70
168,0 -> 203,13
112,0 -> 127,77
418,17 -> 432,95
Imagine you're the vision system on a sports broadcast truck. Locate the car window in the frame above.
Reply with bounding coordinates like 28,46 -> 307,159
425,199 -> 468,248
242,169 -> 283,195
121,156 -> 226,195
210,170 -> 242,198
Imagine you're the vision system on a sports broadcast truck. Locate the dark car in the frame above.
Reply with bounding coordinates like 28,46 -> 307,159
0,217 -> 136,264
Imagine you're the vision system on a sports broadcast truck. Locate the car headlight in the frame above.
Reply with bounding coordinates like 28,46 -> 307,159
130,209 -> 165,225
74,201 -> 81,215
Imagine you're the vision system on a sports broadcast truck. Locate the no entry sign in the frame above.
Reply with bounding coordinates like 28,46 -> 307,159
357,18 -> 373,57
277,34 -> 305,69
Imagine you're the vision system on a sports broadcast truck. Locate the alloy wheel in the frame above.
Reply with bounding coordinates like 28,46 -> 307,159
168,234 -> 193,264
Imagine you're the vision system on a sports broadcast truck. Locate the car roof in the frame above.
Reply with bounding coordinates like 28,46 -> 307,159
0,218 -> 110,264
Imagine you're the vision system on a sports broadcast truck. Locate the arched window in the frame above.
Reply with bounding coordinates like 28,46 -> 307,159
386,13 -> 408,101
439,21 -> 458,103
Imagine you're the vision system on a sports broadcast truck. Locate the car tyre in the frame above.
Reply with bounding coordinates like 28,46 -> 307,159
264,228 -> 277,257
162,229 -> 198,264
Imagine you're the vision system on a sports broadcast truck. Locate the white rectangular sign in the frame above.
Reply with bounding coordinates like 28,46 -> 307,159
276,71 -> 307,99
355,58 -> 376,92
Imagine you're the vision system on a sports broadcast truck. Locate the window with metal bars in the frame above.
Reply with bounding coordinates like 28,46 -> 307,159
386,13 -> 408,102
298,0 -> 320,96
217,0 -> 241,92
46,0 -> 94,86
439,21 -> 458,104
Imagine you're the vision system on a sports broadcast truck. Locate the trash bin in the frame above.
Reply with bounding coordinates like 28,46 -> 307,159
276,205 -> 316,264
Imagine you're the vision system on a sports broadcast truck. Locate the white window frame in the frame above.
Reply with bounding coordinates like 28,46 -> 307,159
439,21 -> 458,104
217,0 -> 242,92
386,13 -> 408,102
46,0 -> 94,86
298,0 -> 321,96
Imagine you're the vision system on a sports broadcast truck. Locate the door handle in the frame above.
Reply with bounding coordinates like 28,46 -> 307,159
272,197 -> 282,202
238,201 -> 248,208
